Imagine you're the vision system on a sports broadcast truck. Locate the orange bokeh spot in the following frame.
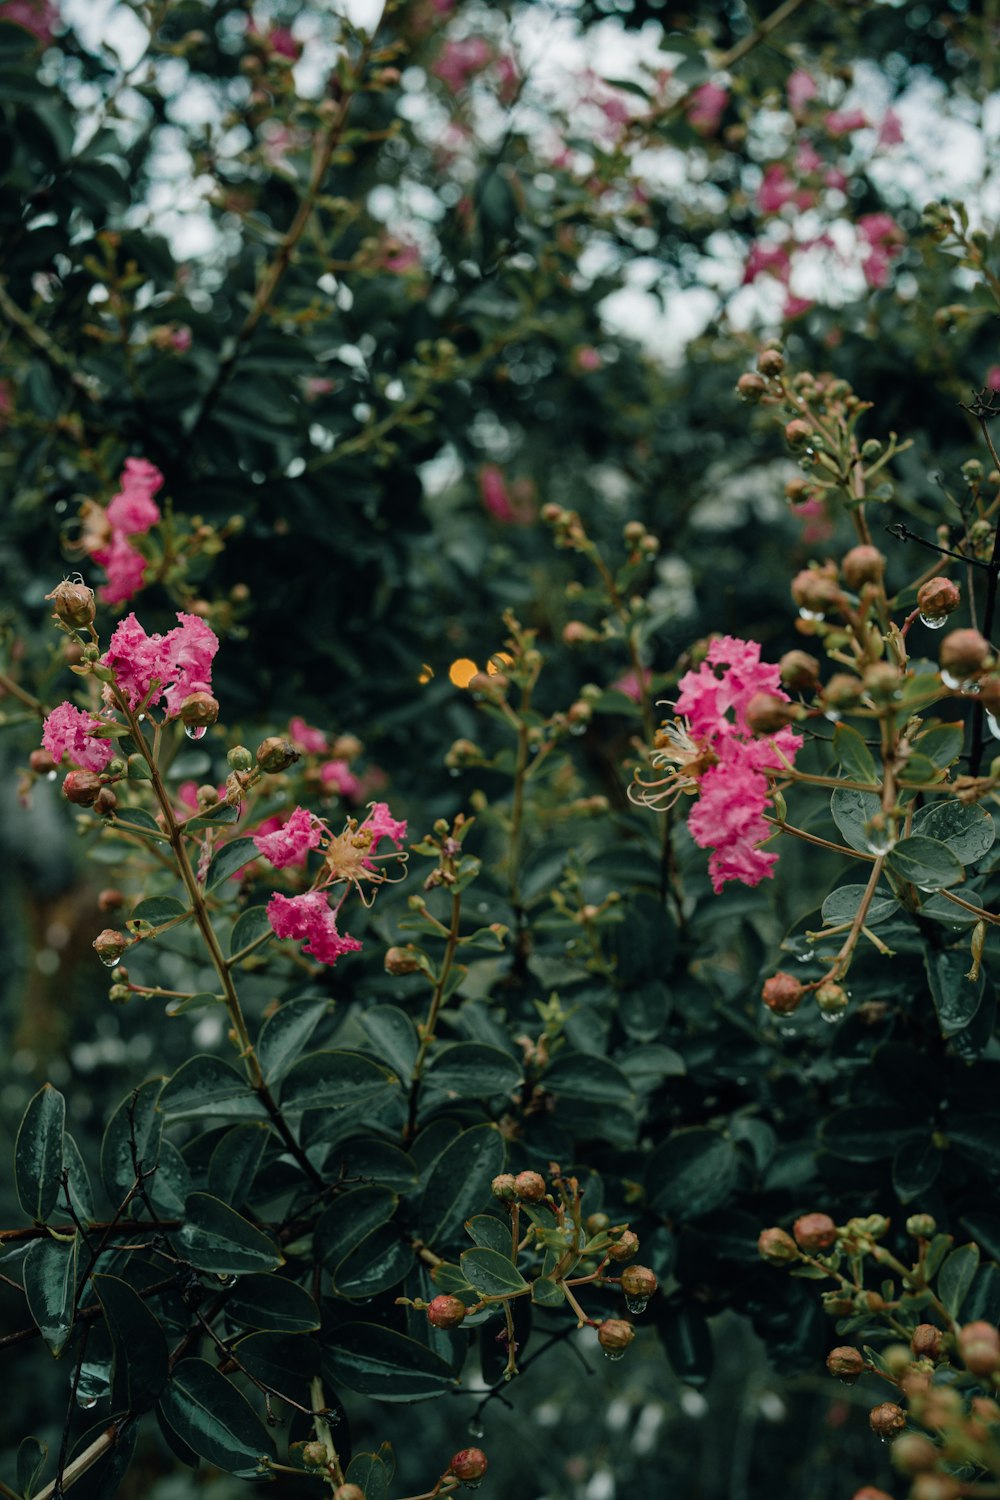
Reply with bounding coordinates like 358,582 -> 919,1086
449,658 -> 479,689
418,663 -> 434,684
487,652 -> 514,675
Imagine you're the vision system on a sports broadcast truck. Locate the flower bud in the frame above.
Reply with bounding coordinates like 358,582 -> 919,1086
779,650 -> 820,691
98,888 -> 125,911
785,418 -> 813,448
94,786 -> 118,816
301,1442 -> 329,1468
793,1213 -> 837,1252
256,737 -> 299,773
30,748 -> 57,776
108,983 -> 131,1004
737,372 -> 767,403
868,1402 -> 906,1439
597,1319 -> 635,1353
491,1173 -> 517,1202
910,1479 -> 962,1500
62,770 -> 102,806
791,566 -> 842,614
862,661 -> 900,702
757,348 -> 785,377
620,1265 -> 657,1300
757,1227 -> 799,1263
333,1487 -> 366,1500
842,545 -> 885,589
449,1449 -> 488,1484
607,1230 -> 639,1262
179,692 -> 219,728
46,580 -> 96,629
890,1433 -> 939,1475
906,1213 -> 936,1238
563,621 -> 600,645
958,1320 -> 1000,1377
940,628 -> 992,679
427,1294 -> 467,1329
815,981 -> 848,1020
826,1346 -> 864,1382
910,1324 -> 942,1360
227,744 -> 254,772
822,1291 -> 854,1316
917,578 -> 960,622
514,1170 -> 546,1202
384,946 -> 422,975
762,972 -> 804,1015
852,1491 -> 893,1500
745,692 -> 797,735
93,929 -> 128,964
823,672 -> 863,709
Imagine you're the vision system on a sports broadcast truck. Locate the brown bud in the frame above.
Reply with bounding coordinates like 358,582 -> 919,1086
737,372 -> 767,403
793,1213 -> 837,1252
333,1487 -> 367,1500
92,929 -> 128,964
46,579 -> 96,629
862,661 -> 900,702
597,1318 -> 635,1353
762,972 -> 804,1015
906,1213 -> 936,1238
757,1227 -> 799,1263
910,1324 -> 942,1361
98,888 -> 125,911
842,545 -> 886,589
449,1449 -> 488,1483
30,748 -> 58,777
94,786 -> 118,816
426,1294 -> 467,1329
823,672 -> 864,709
791,566 -> 842,614
62,770 -> 102,806
826,1346 -> 865,1382
958,1319 -> 1000,1377
620,1265 -> 657,1300
785,418 -> 813,448
815,981 -> 848,1020
491,1173 -> 517,1202
890,1433 -> 939,1475
384,946 -> 422,975
563,620 -> 600,644
868,1402 -> 906,1439
757,347 -> 785,377
910,1479 -> 962,1500
301,1441 -> 329,1468
917,577 -> 960,622
779,650 -> 820,691
256,736 -> 299,773
745,692 -> 797,735
606,1230 -> 639,1262
940,628 -> 992,679
179,692 -> 219,728
514,1170 -> 546,1202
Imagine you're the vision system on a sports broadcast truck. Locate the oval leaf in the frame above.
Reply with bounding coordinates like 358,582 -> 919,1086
158,1358 -> 276,1478
460,1246 -> 530,1296
16,1083 -> 65,1223
93,1274 -> 169,1411
420,1125 -> 506,1251
257,997 -> 330,1085
159,1056 -> 266,1120
323,1324 -> 456,1401
886,835 -> 965,891
280,1050 -> 398,1113
646,1130 -> 739,1220
912,801 -> 996,866
174,1192 -> 283,1274
23,1234 -> 78,1356
205,837 -> 259,890
424,1042 -> 523,1099
227,1274 -> 320,1333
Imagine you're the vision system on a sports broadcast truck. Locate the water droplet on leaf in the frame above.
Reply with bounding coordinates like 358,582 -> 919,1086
603,1349 -> 626,1362
918,612 -> 947,630
468,1419 -> 485,1439
184,724 -> 207,741
624,1295 -> 648,1315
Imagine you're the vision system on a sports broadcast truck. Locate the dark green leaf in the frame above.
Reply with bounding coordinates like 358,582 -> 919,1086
424,1042 -> 523,1098
23,1234 -> 78,1356
646,1130 -> 739,1220
159,1056 -> 266,1120
257,997 -> 330,1085
938,1244 -> 980,1318
333,1225 -> 412,1299
821,884 -> 899,927
63,1132 -> 94,1225
886,836 -> 965,891
101,1080 -> 163,1206
158,1358 -> 276,1477
149,1140 -> 192,1217
964,1264 -> 1000,1325
660,1299 -> 713,1387
420,1125 -> 506,1250
129,895 -> 189,928
316,1186 -> 398,1270
93,1274 -> 169,1410
465,1214 -> 511,1253
323,1324 -> 456,1401
833,724 -> 879,784
323,1137 -> 418,1192
174,1193 -> 284,1274
344,1451 -> 392,1500
542,1052 -> 633,1105
924,948 -> 985,1035
830,788 -> 882,853
17,1436 -> 47,1499
912,802 -> 995,865
227,1274 -> 320,1333
205,837 -> 259,890
229,905 -> 273,958
892,1138 -> 943,1203
460,1246 -> 530,1296
914,721 -> 965,768
280,1050 -> 398,1113
233,1331 -> 319,1404
961,1214 -> 1000,1263
208,1123 -> 271,1208
821,1107 -> 918,1161
359,1005 -> 419,1077
15,1083 -> 65,1222
110,808 -> 164,839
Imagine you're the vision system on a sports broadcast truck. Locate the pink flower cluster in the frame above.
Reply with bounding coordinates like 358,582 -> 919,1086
267,892 -> 362,965
432,36 -> 493,92
857,212 -> 905,289
42,702 -> 113,773
101,612 -> 218,717
674,637 -> 802,893
89,458 -> 164,606
0,0 -> 56,42
287,717 -> 362,799
478,465 -> 536,525
686,82 -> 727,136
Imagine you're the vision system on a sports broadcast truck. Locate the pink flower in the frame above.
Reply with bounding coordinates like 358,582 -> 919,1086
101,612 -> 219,717
365,801 -> 408,854
787,70 -> 818,113
0,0 -> 56,42
686,82 -> 727,135
824,108 -> 868,137
575,345 -> 602,373
757,164 -> 813,215
254,805 -> 324,869
611,668 -> 651,704
432,36 -> 493,93
320,759 -> 362,799
479,465 -> 517,523
857,213 -> 904,288
876,109 -> 904,148
269,26 -> 299,59
794,140 -> 823,175
743,241 -> 791,285
782,293 -> 814,319
95,533 -> 149,606
381,239 -> 421,275
986,367 -> 1000,393
89,457 -> 164,606
170,326 -> 192,353
289,717 -> 328,754
42,702 -> 113,773
688,749 -> 781,892
266,891 -> 362,966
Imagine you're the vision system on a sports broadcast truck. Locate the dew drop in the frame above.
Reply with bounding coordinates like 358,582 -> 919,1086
987,712 -> 1000,742
468,1419 -> 485,1439
184,724 -> 208,741
137,712 -> 146,721
624,1295 -> 648,1315
603,1349 -> 626,1362
76,1395 -> 97,1409
46,770 -> 58,781
918,612 -> 948,630
99,954 -> 120,968
569,723 -> 587,736
820,1010 -> 845,1026
798,607 -> 825,622
461,1481 -> 485,1492
823,709 -> 841,723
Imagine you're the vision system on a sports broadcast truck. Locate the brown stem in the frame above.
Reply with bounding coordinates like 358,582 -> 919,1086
403,892 -> 462,1143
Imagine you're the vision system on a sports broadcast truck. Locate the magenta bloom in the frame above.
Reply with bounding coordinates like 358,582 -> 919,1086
857,213 -> 904,289
101,612 -> 219,716
479,465 -> 516,523
877,109 -> 904,147
365,802 -> 408,854
757,164 -> 813,216
96,533 -> 148,606
90,457 -> 164,605
320,758 -> 362,799
288,716 -> 328,754
432,36 -> 493,93
42,702 -> 114,773
266,891 -> 362,966
254,806 -> 324,869
743,241 -> 791,286
787,70 -> 818,113
824,108 -> 867,137
686,82 -> 727,135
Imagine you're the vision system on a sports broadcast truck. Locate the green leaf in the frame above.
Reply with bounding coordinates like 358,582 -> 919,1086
17,1436 -> 47,1499
660,1299 -> 713,1387
158,1358 -> 276,1478
280,1050 -> 398,1113
938,1243 -> 980,1318
174,1193 -> 284,1274
541,1052 -> 634,1105
924,948 -> 985,1035
821,1106 -> 918,1161
359,1005 -> 419,1077
92,1274 -> 169,1411
101,1080 -> 162,1206
323,1137 -> 418,1192
915,721 -> 965,770
333,1225 -> 412,1299
316,1186 -> 398,1270
420,1125 -> 507,1251
129,895 -> 189,929
323,1324 -> 456,1401
821,884 -> 899,927
23,1234 -> 78,1356
229,905 -> 273,958
159,1056 -> 266,1119
227,1274 -> 320,1333
15,1083 -> 65,1222
110,808 -> 165,839
892,1138 -> 943,1203
619,980 -> 670,1042
912,802 -> 996,865
207,1123 -> 270,1208
149,1140 -> 192,1218
830,788 -> 882,853
460,1246 -> 530,1296
257,997 -> 329,1085
63,1132 -> 94,1225
833,724 -> 879,784
205,837 -> 259,890
619,1045 -> 686,1091
233,1331 -> 319,1405
646,1130 -> 739,1220
465,1214 -> 511,1253
344,1451 -> 393,1500
424,1042 -> 523,1098
886,835 -> 965,890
